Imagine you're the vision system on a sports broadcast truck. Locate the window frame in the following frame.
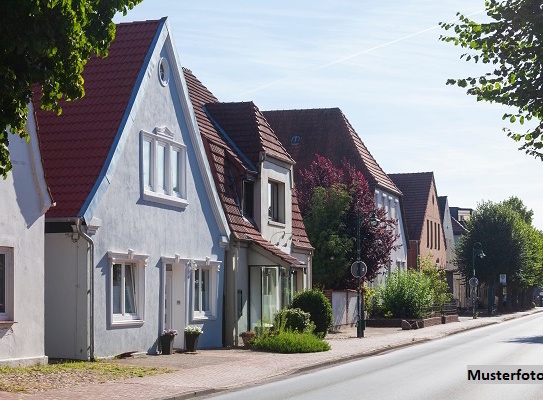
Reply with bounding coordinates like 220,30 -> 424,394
141,129 -> 188,208
190,259 -> 221,321
242,180 -> 254,219
268,180 -> 285,224
108,250 -> 148,327
0,247 -> 13,322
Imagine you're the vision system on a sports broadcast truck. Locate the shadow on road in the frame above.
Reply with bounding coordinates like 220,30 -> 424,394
504,335 -> 543,344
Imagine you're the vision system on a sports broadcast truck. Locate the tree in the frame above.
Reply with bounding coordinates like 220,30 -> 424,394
439,0 -> 543,160
0,0 -> 142,178
419,254 -> 452,307
455,198 -> 543,309
297,155 -> 398,288
302,185 -> 354,289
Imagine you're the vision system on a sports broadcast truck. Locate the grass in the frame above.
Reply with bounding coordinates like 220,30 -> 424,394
0,360 -> 173,394
249,330 -> 331,353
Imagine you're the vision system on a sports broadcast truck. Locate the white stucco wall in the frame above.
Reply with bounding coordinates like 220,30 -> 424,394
372,189 -> 408,287
0,133 -> 49,366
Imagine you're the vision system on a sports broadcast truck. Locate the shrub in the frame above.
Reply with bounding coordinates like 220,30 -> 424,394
378,270 -> 434,319
249,330 -> 330,353
291,289 -> 333,337
274,308 -> 312,333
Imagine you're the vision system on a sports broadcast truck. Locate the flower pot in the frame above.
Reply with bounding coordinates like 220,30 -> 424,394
160,335 -> 175,355
240,331 -> 256,348
185,333 -> 200,352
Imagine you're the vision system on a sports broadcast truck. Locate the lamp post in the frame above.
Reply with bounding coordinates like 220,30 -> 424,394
355,209 -> 379,338
471,242 -> 485,318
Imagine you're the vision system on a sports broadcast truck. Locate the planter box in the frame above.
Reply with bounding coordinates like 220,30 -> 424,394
160,336 -> 175,355
442,315 -> 459,324
185,333 -> 200,352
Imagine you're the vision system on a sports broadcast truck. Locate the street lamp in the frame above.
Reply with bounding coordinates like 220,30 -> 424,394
355,208 -> 379,338
471,242 -> 485,318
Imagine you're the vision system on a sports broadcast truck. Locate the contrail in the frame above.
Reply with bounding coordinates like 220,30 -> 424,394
236,9 -> 485,97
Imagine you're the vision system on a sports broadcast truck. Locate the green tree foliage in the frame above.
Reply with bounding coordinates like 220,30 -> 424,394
291,289 -> 333,338
439,0 -> 543,160
378,271 -> 434,319
0,0 -> 142,178
455,197 -> 543,291
419,255 -> 452,307
298,155 -> 398,288
303,185 -> 354,289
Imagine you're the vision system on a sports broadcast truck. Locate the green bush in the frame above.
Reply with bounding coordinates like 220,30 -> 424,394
378,270 -> 434,319
249,330 -> 330,353
291,289 -> 333,337
274,308 -> 312,333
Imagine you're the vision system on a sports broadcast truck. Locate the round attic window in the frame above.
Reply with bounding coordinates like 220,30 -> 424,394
158,57 -> 170,86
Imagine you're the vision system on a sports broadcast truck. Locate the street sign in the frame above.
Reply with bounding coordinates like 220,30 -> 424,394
469,277 -> 479,287
351,261 -> 367,278
500,274 -> 506,285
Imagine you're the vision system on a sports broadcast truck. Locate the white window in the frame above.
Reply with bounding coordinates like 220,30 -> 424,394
268,180 -> 285,224
108,250 -> 148,326
190,259 -> 220,320
0,247 -> 13,321
141,128 -> 187,208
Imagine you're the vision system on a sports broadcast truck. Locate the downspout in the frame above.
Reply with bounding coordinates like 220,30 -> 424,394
75,218 -> 95,361
233,241 -> 240,347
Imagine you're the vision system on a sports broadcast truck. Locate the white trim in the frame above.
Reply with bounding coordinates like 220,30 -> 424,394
107,250 -> 148,327
141,129 -> 188,208
158,57 -> 170,86
26,102 -> 54,214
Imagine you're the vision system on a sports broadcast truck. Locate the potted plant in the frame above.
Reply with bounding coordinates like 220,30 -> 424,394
240,331 -> 256,348
160,329 -> 178,355
184,325 -> 203,352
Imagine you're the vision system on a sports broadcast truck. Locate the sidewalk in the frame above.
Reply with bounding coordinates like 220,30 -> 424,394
4,308 -> 542,400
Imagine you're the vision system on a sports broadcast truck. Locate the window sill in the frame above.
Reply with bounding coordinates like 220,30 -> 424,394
268,220 -> 286,228
0,320 -> 16,326
143,191 -> 188,209
192,313 -> 216,321
110,319 -> 145,328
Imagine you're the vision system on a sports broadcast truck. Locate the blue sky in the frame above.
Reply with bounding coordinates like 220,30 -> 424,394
116,1 -> 543,229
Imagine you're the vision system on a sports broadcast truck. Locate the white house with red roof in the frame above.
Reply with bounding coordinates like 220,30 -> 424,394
0,103 -> 54,366
183,69 -> 313,346
35,18 -> 229,359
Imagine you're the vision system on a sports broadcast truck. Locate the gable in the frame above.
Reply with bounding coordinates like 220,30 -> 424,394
35,19 -> 164,218
389,172 -> 434,242
183,69 -> 312,263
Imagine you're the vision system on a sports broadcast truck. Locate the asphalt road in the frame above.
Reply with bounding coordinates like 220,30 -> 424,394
210,313 -> 543,400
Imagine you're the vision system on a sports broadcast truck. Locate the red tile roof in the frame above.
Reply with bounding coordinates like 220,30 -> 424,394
183,68 -> 311,264
388,172 -> 435,243
34,19 -> 164,218
262,108 -> 401,196
204,102 -> 294,166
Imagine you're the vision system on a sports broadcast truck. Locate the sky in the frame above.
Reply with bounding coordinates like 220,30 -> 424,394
115,1 -> 543,229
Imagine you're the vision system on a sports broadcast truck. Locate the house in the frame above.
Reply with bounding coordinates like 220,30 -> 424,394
438,196 -> 464,305
450,208 -> 470,308
183,69 -> 313,346
262,108 -> 408,285
388,172 -> 446,269
35,18 -> 230,359
0,104 -> 54,366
